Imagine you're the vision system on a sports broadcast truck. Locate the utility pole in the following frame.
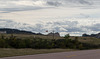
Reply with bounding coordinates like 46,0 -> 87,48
46,30 -> 48,39
53,30 -> 54,39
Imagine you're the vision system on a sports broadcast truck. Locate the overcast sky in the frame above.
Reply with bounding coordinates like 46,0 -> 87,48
0,0 -> 100,36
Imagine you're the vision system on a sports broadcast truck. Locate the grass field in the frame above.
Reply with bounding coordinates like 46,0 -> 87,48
0,34 -> 100,58
0,33 -> 100,45
0,34 -> 63,40
70,36 -> 100,45
0,49 -> 75,58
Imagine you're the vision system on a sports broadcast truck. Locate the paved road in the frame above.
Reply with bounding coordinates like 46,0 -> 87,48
0,49 -> 100,59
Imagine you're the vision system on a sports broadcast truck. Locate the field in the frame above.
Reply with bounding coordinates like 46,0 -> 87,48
1,34 -> 100,45
0,34 -> 63,40
0,34 -> 100,58
70,36 -> 100,45
0,49 -> 75,58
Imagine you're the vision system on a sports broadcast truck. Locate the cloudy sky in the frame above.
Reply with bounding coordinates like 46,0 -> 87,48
0,0 -> 100,36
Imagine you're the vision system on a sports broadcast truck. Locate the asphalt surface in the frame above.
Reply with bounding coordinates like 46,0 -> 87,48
0,49 -> 100,59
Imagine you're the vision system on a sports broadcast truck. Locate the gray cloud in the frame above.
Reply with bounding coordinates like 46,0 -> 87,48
0,6 -> 43,13
51,21 -> 84,32
67,0 -> 92,5
66,27 -> 84,32
0,0 -> 99,13
45,21 -> 100,35
0,19 -> 100,36
46,1 -> 62,7
83,23 -> 100,31
79,0 -> 92,5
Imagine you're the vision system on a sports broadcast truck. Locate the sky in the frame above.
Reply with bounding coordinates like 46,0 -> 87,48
0,0 -> 100,36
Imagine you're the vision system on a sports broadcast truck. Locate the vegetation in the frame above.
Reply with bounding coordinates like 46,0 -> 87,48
0,34 -> 100,58
0,34 -> 82,49
0,34 -> 100,50
0,49 -> 75,58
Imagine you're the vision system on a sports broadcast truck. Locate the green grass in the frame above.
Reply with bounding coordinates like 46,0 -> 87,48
0,49 -> 75,58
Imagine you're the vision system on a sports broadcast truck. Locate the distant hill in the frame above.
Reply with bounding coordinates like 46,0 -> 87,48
0,28 -> 43,35
82,33 -> 100,38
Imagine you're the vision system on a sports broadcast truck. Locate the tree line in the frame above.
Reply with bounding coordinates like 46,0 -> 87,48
0,34 -> 100,50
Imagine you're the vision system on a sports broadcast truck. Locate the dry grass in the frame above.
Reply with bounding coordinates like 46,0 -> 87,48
70,36 -> 100,45
0,34 -> 63,40
0,34 -> 100,58
0,49 -> 75,58
1,33 -> 100,45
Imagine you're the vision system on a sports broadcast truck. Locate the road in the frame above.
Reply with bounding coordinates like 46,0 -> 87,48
0,49 -> 100,59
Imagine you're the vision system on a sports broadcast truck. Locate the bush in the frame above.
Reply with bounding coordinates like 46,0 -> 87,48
0,34 -> 99,50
